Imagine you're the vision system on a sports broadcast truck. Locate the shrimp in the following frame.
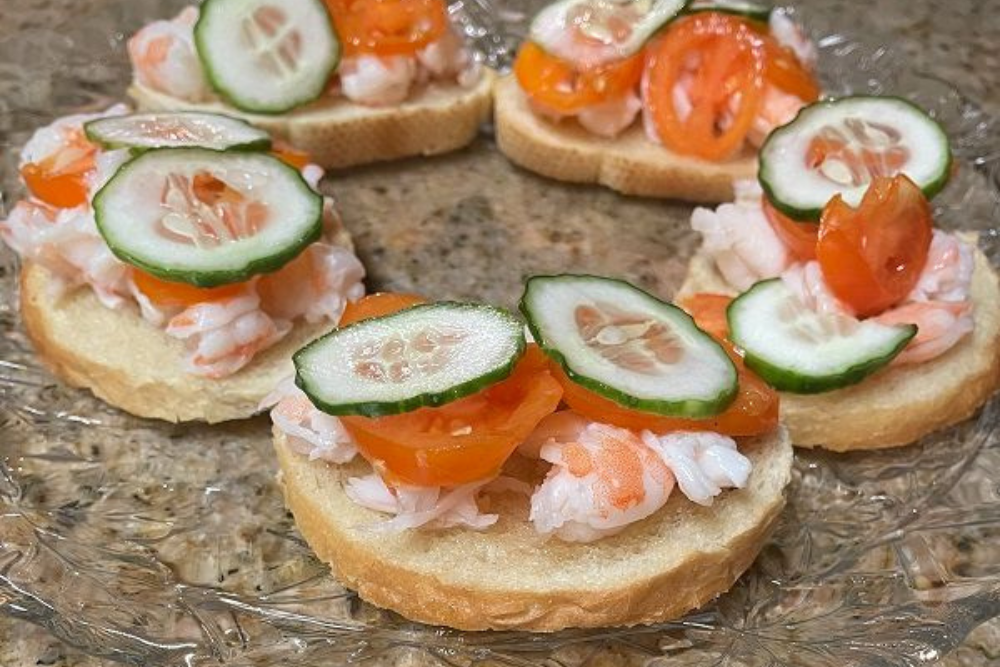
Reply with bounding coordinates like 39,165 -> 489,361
876,301 -> 974,365
416,29 -> 481,87
339,56 -> 416,107
748,86 -> 807,148
264,377 -> 359,463
527,414 -> 675,543
128,6 -> 213,102
256,242 -> 366,323
769,7 -> 817,70
690,180 -> 793,291
907,231 -> 975,303
640,431 -> 751,506
344,473 -> 498,532
577,91 -> 642,138
781,260 -> 856,316
166,291 -> 291,378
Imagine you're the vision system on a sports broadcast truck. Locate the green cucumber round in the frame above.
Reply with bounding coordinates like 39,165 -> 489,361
294,302 -> 527,417
759,95 -> 952,221
520,274 -> 737,418
530,0 -> 689,69
195,0 -> 340,114
727,279 -> 917,394
685,0 -> 771,21
93,147 -> 322,287
84,112 -> 272,152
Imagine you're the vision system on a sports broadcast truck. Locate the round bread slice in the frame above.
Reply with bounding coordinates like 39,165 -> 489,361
273,425 -> 792,631
19,222 -> 356,424
493,75 -> 756,203
128,69 -> 494,170
677,239 -> 1000,451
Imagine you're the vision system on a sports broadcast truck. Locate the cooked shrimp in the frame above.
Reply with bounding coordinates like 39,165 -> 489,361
257,243 -> 365,323
748,86 -> 807,147
876,301 -> 974,365
577,91 -> 642,138
690,180 -> 793,291
128,6 -> 213,102
769,7 -> 817,70
166,291 -> 291,378
781,260 -> 856,316
907,231 -> 975,303
264,377 -> 359,463
345,473 -> 498,532
528,415 -> 675,543
339,56 -> 416,107
640,431 -> 751,506
416,29 -> 481,87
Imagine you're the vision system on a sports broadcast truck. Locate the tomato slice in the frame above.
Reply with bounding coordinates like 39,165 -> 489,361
678,292 -> 732,340
271,142 -> 312,171
816,175 -> 932,318
643,13 -> 766,161
325,0 -> 447,57
762,39 -> 819,102
763,198 -> 819,260
132,268 -> 249,307
513,41 -> 644,115
20,128 -> 97,209
341,345 -> 563,486
339,292 -> 426,325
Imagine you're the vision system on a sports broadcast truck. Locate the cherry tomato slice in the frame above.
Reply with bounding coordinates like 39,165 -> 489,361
132,269 -> 249,307
20,129 -> 97,209
816,175 -> 932,318
326,0 -> 447,57
763,198 -> 819,260
341,345 -> 564,486
271,142 -> 312,170
678,292 -> 732,340
762,39 -> 819,102
339,292 -> 427,325
513,41 -> 644,115
643,13 -> 766,161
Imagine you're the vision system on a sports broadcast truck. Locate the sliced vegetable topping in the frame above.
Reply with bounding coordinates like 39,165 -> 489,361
817,174 -> 932,318
521,274 -> 738,418
643,13 -> 766,161
84,112 -> 272,152
295,302 -> 526,417
131,268 -> 250,307
763,198 -> 818,261
759,96 -> 952,220
529,0 -> 688,69
343,345 -> 564,486
326,0 -> 447,56
513,41 -> 644,114
20,127 -> 97,209
686,0 -> 772,22
727,279 -> 917,393
94,148 -> 323,287
339,292 -> 428,325
195,0 -> 340,113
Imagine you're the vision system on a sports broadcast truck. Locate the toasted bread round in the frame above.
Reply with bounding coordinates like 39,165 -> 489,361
128,70 -> 494,170
273,425 -> 792,631
677,241 -> 1000,451
493,75 -> 756,202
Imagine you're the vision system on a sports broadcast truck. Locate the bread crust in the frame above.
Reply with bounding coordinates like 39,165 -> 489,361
129,70 -> 494,170
677,240 -> 1000,451
273,426 -> 792,631
493,75 -> 756,202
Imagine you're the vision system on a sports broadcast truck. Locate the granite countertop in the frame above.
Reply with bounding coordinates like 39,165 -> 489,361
2,0 -> 1000,664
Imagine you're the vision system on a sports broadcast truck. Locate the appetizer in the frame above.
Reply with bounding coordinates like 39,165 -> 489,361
0,108 -> 366,423
495,0 -> 819,201
267,275 -> 791,631
679,96 -> 1000,450
127,0 -> 492,169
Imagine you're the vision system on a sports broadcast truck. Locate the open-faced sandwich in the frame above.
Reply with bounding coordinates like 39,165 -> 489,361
679,95 -> 1000,451
495,0 -> 819,201
127,0 -> 493,169
266,275 -> 792,631
0,108 -> 366,423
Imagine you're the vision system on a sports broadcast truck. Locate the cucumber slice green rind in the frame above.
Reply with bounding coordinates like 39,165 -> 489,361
195,0 -> 341,114
520,274 -> 738,418
727,279 -> 918,394
84,112 -> 272,152
759,95 -> 952,221
685,0 -> 771,21
294,303 -> 527,417
93,147 -> 322,287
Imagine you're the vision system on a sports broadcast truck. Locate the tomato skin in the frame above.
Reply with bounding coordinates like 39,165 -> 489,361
339,292 -> 426,325
341,346 -> 563,486
271,143 -> 312,171
326,0 -> 447,57
132,269 -> 249,307
678,293 -> 732,340
763,198 -> 819,260
817,175 -> 932,318
513,41 -> 644,115
762,39 -> 819,102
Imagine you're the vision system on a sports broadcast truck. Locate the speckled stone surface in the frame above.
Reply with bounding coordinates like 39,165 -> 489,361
2,0 -> 1000,664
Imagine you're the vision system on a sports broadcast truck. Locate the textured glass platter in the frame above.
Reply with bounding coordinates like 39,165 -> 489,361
2,1 -> 1000,665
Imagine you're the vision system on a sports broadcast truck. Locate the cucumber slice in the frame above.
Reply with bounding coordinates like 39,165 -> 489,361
520,275 -> 738,418
530,0 -> 689,69
686,0 -> 771,21
294,303 -> 526,417
84,112 -> 272,152
93,147 -> 322,287
727,279 -> 917,394
195,0 -> 340,114
759,96 -> 952,221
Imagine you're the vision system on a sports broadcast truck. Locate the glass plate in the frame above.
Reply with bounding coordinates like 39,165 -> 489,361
2,2 -> 1000,665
